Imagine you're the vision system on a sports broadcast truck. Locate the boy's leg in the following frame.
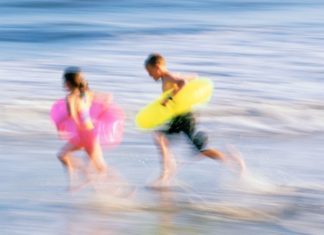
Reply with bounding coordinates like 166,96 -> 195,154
200,145 -> 246,173
154,131 -> 177,183
200,148 -> 225,161
189,131 -> 225,161
183,114 -> 246,173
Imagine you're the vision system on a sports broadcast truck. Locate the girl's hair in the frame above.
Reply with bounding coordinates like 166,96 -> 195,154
145,53 -> 165,67
63,66 -> 88,96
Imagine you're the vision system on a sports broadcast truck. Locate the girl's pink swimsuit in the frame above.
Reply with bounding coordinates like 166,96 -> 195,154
69,96 -> 99,152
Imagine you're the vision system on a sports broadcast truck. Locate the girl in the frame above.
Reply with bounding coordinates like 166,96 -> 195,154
57,67 -> 109,191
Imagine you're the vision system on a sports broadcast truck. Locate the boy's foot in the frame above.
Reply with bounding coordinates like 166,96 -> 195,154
150,167 -> 179,189
225,145 -> 247,175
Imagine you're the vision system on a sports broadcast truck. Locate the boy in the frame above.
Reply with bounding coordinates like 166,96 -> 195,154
144,53 -> 245,185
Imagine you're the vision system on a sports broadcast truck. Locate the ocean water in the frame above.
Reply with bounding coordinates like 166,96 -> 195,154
1,0 -> 324,234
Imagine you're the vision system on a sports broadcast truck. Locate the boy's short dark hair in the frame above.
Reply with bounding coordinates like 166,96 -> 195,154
145,53 -> 165,67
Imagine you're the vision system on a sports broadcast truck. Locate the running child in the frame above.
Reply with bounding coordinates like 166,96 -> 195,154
56,67 -> 110,191
144,53 -> 246,185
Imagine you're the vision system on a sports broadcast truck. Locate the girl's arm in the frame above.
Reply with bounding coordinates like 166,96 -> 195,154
93,92 -> 112,104
93,92 -> 112,110
67,95 -> 81,126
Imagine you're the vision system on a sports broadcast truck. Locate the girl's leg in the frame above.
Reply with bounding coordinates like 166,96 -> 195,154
85,137 -> 111,187
57,143 -> 82,190
86,140 -> 130,194
86,140 -> 107,174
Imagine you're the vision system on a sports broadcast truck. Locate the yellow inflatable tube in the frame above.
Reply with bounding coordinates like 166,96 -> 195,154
136,78 -> 213,129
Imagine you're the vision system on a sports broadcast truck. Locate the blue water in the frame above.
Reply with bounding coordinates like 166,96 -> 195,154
1,1 -> 324,234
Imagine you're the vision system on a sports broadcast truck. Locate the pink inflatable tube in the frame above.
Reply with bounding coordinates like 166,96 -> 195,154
50,98 -> 125,148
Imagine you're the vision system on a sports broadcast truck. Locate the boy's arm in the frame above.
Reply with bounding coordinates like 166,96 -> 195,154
161,73 -> 187,106
164,73 -> 186,96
